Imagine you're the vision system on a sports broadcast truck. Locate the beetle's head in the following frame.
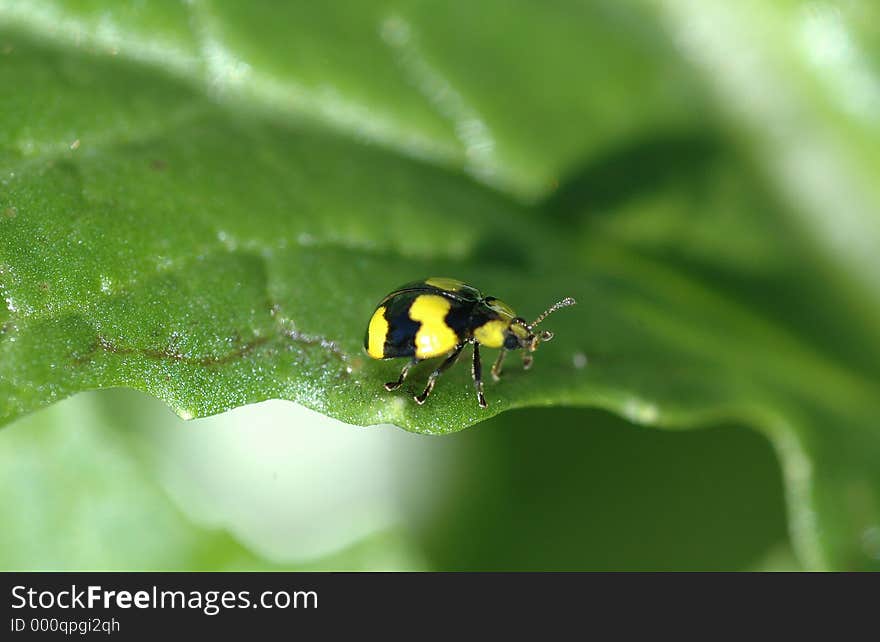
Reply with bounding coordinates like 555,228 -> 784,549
502,297 -> 576,363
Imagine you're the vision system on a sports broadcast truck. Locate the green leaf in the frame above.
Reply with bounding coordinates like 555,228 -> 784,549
419,407 -> 792,571
2,1 -> 880,571
2,389 -> 790,571
0,390 -> 427,571
647,0 -> 880,319
0,390 -> 287,570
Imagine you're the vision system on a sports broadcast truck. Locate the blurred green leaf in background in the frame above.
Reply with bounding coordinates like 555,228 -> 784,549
1,1 -> 879,570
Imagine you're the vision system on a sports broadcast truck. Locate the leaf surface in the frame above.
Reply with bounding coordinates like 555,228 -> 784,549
2,1 -> 880,570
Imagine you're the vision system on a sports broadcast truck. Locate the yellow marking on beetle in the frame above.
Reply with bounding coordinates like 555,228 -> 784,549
510,323 -> 529,340
487,298 -> 516,319
474,319 -> 507,348
425,277 -> 465,291
409,294 -> 459,358
367,306 -> 389,359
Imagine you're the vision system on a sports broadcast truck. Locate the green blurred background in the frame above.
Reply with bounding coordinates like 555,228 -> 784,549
2,0 -> 880,570
0,390 -> 793,570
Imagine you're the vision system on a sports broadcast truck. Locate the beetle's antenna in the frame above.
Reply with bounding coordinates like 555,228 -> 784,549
530,297 -> 576,328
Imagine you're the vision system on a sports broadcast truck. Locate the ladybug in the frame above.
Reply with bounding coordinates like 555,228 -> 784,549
364,277 -> 576,408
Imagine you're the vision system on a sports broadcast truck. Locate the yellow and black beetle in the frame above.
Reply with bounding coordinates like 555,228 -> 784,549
364,277 -> 575,408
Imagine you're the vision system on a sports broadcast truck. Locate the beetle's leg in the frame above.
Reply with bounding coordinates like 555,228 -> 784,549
384,358 -> 418,391
414,344 -> 464,405
472,342 -> 487,408
523,352 -> 534,370
491,348 -> 507,382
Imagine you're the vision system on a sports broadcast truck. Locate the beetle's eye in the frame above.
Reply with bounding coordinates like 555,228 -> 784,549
503,333 -> 520,350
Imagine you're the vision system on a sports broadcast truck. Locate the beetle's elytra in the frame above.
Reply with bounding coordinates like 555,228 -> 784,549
364,277 -> 576,408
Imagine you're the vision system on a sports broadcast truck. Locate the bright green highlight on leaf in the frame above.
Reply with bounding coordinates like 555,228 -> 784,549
2,1 -> 880,571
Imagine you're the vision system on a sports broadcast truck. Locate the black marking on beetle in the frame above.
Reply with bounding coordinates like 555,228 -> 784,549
443,298 -> 476,337
383,295 -> 420,359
